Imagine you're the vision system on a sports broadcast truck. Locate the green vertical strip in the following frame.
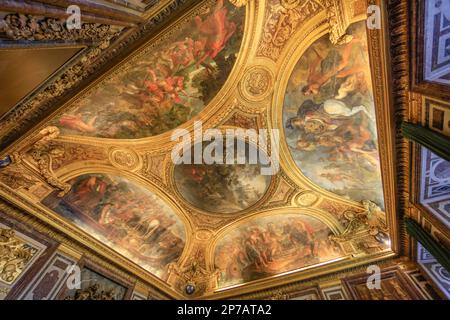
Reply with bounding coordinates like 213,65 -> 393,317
405,217 -> 450,272
401,122 -> 450,162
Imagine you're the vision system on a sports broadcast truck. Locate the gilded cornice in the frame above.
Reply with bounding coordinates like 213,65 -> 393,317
385,0 -> 411,256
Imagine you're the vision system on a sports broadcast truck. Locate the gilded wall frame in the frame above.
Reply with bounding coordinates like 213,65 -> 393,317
410,0 -> 450,100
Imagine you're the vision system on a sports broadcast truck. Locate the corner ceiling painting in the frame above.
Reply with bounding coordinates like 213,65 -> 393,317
215,213 -> 342,288
53,0 -> 244,139
283,21 -> 384,207
0,0 -> 395,298
43,174 -> 186,280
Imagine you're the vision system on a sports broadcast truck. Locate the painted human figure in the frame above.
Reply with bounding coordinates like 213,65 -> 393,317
301,37 -> 366,97
194,0 -> 237,65
262,223 -> 281,262
59,113 -> 97,133
144,69 -> 187,104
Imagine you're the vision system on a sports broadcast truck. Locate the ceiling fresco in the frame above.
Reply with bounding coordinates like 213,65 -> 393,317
283,21 -> 384,206
42,173 -> 186,280
0,0 -> 398,298
51,0 -> 244,139
214,213 -> 343,288
420,147 -> 450,228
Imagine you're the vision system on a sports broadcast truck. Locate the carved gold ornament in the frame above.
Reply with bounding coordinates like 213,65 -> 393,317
280,0 -> 302,10
240,66 -> 273,101
108,147 -> 142,172
0,228 -> 39,285
29,127 -> 71,197
0,14 -> 114,41
257,0 -> 322,60
322,0 -> 353,45
0,15 -> 122,146
294,191 -> 319,207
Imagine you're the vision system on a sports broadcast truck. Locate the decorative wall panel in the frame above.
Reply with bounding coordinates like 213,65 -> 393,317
0,47 -> 83,117
19,251 -> 78,300
214,212 -> 345,288
287,286 -> 322,300
223,262 -> 439,300
417,243 -> 450,299
423,0 -> 450,85
423,97 -> 450,136
404,269 -> 443,300
342,266 -> 424,300
420,147 -> 450,228
0,222 -> 47,299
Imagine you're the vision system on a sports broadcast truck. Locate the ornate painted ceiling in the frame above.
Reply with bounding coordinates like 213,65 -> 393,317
0,0 -> 399,298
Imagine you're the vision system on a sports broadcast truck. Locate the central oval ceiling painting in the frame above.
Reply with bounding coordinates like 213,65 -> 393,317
283,22 -> 384,207
53,0 -> 244,139
174,140 -> 272,214
42,174 -> 186,280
